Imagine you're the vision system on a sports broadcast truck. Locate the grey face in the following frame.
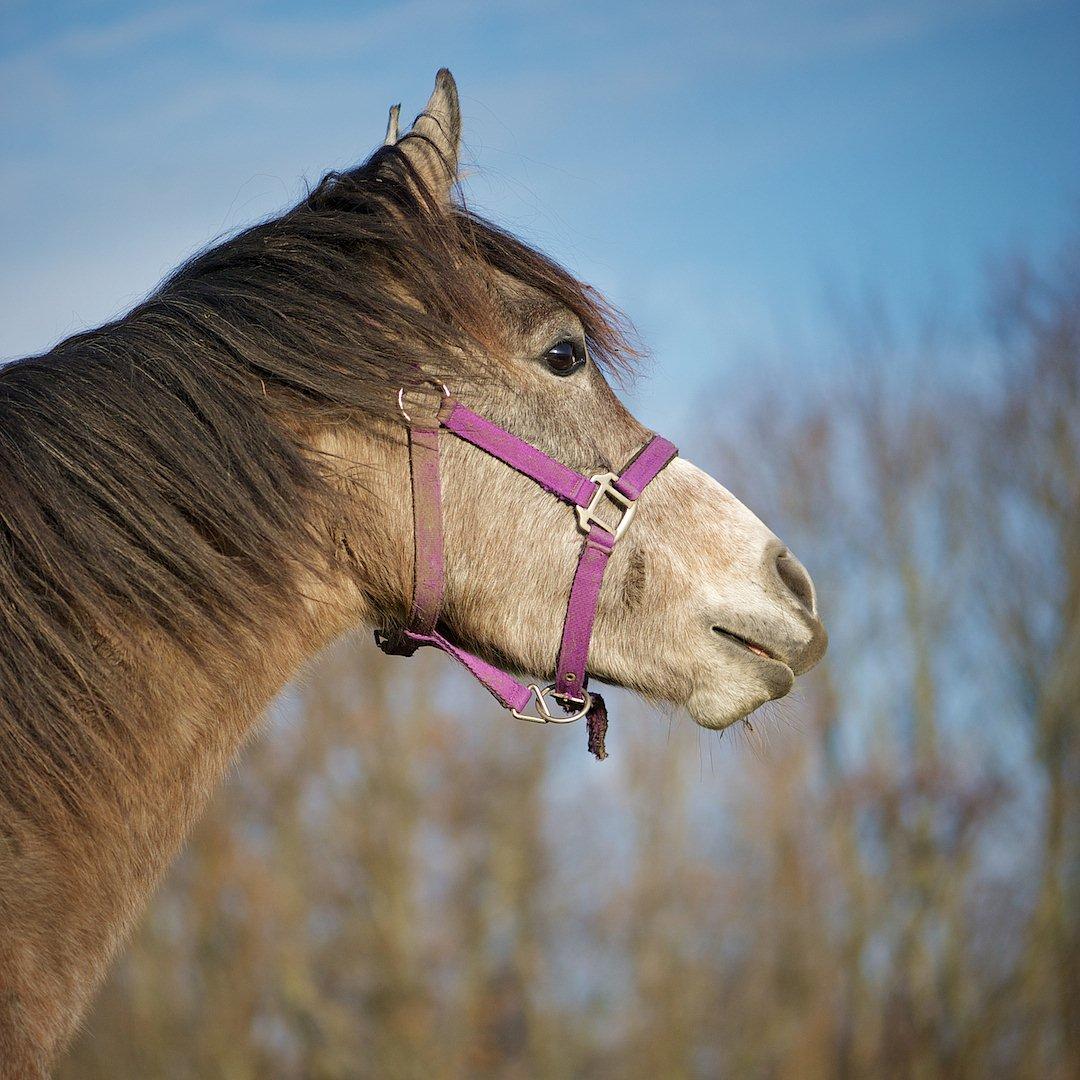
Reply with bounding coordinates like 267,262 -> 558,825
373,70 -> 827,728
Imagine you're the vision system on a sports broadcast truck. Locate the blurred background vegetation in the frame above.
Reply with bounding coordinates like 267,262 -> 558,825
60,237 -> 1079,1078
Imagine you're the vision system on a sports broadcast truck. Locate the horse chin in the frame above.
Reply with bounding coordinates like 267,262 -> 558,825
685,666 -> 795,730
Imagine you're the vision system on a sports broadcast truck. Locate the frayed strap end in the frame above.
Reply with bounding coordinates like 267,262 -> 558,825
586,692 -> 609,761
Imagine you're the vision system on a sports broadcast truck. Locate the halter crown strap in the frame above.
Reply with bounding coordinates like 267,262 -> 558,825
376,394 -> 451,657
377,386 -> 678,734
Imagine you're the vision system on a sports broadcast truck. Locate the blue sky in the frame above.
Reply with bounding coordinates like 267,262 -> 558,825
2,0 -> 1078,435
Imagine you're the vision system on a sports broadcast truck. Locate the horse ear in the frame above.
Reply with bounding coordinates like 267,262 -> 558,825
383,103 -> 401,146
387,68 -> 461,202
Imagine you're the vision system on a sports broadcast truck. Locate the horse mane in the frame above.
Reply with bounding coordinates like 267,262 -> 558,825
0,145 -> 633,823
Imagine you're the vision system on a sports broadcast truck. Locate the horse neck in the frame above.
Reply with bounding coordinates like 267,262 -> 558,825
0,564 -> 359,1075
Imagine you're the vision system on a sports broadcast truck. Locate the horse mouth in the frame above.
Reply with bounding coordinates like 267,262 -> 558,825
712,626 -> 784,664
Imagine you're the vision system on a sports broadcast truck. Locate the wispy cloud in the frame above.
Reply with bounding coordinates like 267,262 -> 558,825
55,4 -> 215,58
0,0 -> 1074,380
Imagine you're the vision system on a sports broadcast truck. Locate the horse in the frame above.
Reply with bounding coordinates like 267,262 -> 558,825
0,70 -> 826,1076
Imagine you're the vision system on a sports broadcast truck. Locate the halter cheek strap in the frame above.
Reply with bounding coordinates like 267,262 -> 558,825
376,385 -> 678,739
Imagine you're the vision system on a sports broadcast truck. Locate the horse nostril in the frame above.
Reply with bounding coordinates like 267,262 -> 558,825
775,551 -> 817,617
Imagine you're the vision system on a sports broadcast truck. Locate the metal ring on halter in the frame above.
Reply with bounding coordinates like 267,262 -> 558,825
397,381 -> 451,423
511,683 -> 592,725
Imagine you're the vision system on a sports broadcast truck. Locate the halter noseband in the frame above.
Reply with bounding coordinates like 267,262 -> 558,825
376,381 -> 678,737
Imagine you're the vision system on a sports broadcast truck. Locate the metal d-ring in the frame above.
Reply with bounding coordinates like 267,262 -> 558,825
511,683 -> 592,725
397,380 -> 451,423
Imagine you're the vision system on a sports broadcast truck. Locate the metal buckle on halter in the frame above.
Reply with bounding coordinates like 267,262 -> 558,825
576,472 -> 637,542
397,380 -> 451,423
511,683 -> 592,725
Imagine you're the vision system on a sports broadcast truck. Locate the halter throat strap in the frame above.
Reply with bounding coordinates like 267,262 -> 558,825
376,390 -> 678,728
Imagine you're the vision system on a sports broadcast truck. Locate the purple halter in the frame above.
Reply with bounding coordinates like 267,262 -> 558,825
376,381 -> 678,739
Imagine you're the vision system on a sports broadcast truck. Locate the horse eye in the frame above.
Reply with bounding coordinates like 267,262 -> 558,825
542,339 -> 586,376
